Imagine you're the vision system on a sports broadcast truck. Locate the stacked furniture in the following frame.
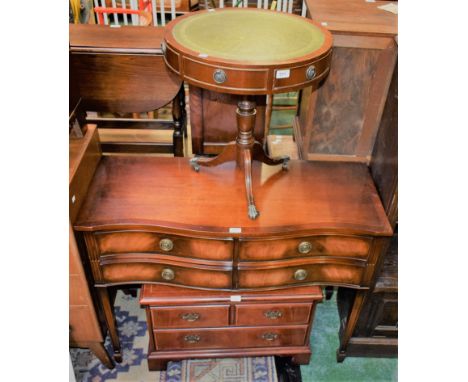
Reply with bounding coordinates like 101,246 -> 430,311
69,4 -> 397,372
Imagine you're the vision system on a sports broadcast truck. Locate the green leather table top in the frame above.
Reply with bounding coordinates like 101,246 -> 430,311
172,9 -> 327,63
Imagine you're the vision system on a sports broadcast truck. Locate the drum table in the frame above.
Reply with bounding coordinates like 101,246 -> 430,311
163,8 -> 333,219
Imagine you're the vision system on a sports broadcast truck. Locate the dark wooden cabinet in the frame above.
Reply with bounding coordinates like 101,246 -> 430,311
140,285 -> 323,370
337,229 -> 397,358
336,37 -> 398,360
296,0 -> 397,163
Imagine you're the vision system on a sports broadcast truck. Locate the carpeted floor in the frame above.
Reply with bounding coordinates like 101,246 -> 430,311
301,292 -> 397,382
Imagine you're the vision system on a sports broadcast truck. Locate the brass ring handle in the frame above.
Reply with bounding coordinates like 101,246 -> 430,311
161,268 -> 175,281
181,312 -> 200,322
294,269 -> 308,281
184,334 -> 201,343
264,310 -> 283,319
160,238 -> 174,252
262,332 -> 278,341
298,241 -> 312,254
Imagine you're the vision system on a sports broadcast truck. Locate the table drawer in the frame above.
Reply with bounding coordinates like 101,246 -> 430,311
239,236 -> 371,261
235,303 -> 312,326
238,263 -> 364,289
95,231 -> 233,261
150,305 -> 230,329
99,256 -> 232,289
154,325 -> 308,350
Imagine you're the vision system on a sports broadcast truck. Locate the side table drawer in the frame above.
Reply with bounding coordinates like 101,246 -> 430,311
150,305 -> 230,328
154,326 -> 308,350
235,303 -> 312,326
94,231 -> 233,261
239,236 -> 371,261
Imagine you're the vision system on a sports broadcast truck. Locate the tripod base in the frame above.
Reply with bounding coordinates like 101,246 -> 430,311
190,100 -> 289,219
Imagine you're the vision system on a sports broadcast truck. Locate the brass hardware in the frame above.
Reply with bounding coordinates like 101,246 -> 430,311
184,334 -> 201,343
160,238 -> 174,252
298,241 -> 312,254
262,332 -> 278,341
264,310 -> 283,319
306,65 -> 316,80
181,312 -> 200,322
294,269 -> 308,281
161,268 -> 175,281
213,69 -> 227,84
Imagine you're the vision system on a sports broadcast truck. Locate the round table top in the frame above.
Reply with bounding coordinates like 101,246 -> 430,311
170,9 -> 328,64
163,9 -> 333,94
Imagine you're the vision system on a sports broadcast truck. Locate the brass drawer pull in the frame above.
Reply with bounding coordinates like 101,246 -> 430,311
161,268 -> 175,281
262,332 -> 278,341
181,312 -> 200,322
294,269 -> 308,281
306,65 -> 316,80
264,310 -> 283,319
213,69 -> 227,84
184,334 -> 201,343
160,238 -> 174,252
298,241 -> 312,254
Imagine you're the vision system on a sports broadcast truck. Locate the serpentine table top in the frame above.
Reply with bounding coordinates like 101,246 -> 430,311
74,157 -> 392,237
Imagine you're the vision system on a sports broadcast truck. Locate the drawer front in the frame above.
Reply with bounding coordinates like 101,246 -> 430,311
235,303 -> 312,326
151,305 -> 230,329
182,57 -> 269,93
239,236 -> 371,261
239,263 -> 364,289
100,261 -> 232,289
95,231 -> 233,261
154,326 -> 308,350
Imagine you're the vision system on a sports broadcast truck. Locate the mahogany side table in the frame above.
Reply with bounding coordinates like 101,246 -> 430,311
162,8 -> 332,218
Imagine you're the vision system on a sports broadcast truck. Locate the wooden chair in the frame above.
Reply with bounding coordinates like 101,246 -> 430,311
69,23 -> 186,156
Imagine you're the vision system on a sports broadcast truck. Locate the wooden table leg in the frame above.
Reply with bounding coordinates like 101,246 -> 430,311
88,342 -> 115,369
97,287 -> 123,363
336,289 -> 368,362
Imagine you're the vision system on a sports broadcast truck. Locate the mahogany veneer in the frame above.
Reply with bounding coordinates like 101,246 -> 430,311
140,285 -> 323,370
74,154 -> 392,362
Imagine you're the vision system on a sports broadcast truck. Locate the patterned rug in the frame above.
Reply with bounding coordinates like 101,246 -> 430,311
70,290 -> 277,382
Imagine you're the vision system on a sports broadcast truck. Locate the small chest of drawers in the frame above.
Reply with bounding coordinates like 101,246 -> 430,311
140,284 -> 323,370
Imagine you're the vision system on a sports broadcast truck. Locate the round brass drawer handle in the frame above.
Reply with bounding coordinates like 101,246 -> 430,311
184,334 -> 201,343
213,69 -> 227,84
306,65 -> 316,80
294,269 -> 308,281
181,312 -> 200,322
159,238 -> 174,252
161,268 -> 175,281
262,332 -> 278,341
298,241 -> 312,254
264,310 -> 283,320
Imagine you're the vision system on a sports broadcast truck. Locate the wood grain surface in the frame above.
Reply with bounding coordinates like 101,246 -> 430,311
74,157 -> 392,237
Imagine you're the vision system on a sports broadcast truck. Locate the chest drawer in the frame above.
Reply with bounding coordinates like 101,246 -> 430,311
238,262 -> 365,289
99,257 -> 232,289
153,325 -> 308,351
235,303 -> 312,326
239,236 -> 371,261
95,231 -> 233,261
150,305 -> 230,329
